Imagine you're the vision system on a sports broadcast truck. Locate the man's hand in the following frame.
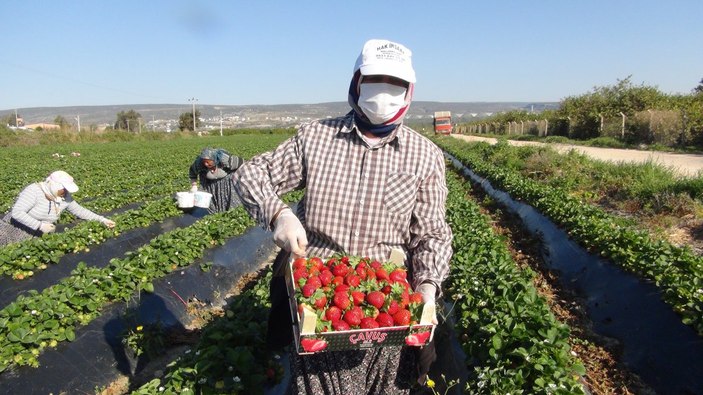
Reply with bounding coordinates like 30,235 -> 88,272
417,282 -> 438,324
273,209 -> 308,257
189,184 -> 198,193
39,222 -> 56,234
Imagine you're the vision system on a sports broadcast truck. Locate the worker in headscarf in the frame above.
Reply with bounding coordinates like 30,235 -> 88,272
0,170 -> 115,246
188,147 -> 245,214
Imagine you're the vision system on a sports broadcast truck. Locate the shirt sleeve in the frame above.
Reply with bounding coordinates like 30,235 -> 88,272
189,156 -> 201,182
11,184 -> 42,230
408,148 -> 453,294
233,133 -> 306,230
219,151 -> 245,173
65,196 -> 107,223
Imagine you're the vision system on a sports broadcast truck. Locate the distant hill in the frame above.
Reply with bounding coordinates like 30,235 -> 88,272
1,102 -> 559,129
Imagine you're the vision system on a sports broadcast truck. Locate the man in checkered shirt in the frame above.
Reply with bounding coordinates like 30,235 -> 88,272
234,39 -> 453,394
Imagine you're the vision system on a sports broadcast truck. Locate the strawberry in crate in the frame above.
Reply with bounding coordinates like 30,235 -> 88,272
291,255 -> 426,334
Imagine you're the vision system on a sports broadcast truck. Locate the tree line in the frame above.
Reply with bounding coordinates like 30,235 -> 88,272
2,110 -> 202,132
457,77 -> 703,148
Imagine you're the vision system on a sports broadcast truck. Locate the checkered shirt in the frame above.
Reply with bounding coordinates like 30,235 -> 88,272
234,112 -> 452,289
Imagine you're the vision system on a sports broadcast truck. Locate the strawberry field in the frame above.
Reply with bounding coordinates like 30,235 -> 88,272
1,133 -> 702,394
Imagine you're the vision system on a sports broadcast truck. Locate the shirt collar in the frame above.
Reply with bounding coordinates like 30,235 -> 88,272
340,111 -> 405,149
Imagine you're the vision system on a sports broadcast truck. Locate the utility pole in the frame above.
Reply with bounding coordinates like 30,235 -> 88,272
188,97 -> 198,132
75,115 -> 80,132
14,109 -> 18,127
220,110 -> 223,136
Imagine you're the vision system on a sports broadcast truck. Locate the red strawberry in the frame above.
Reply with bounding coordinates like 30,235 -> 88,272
365,268 -> 376,280
381,285 -> 392,295
307,266 -> 321,277
300,338 -> 328,352
313,294 -> 327,310
365,291 -> 386,309
335,284 -> 350,293
293,268 -> 308,285
375,268 -> 389,281
292,257 -> 307,270
409,292 -> 423,305
362,305 -> 379,319
400,291 -> 410,308
392,309 -> 411,326
343,309 -> 362,327
360,317 -> 380,329
309,257 -> 324,270
341,256 -> 350,265
325,306 -> 342,322
385,300 -> 400,315
351,291 -> 365,306
301,283 -> 316,298
389,268 -> 407,283
318,270 -> 333,286
345,274 -> 361,287
370,260 -> 382,270
375,312 -> 395,327
306,275 -> 322,290
333,291 -> 351,310
405,331 -> 431,346
332,263 -> 350,277
331,276 -> 344,287
332,320 -> 351,331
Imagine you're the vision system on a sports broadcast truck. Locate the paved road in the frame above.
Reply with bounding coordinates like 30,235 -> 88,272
452,135 -> 703,178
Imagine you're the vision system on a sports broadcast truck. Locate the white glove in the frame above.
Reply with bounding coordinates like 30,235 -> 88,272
39,222 -> 56,234
190,184 -> 198,193
417,282 -> 437,304
417,282 -> 438,324
103,219 -> 116,229
273,209 -> 308,257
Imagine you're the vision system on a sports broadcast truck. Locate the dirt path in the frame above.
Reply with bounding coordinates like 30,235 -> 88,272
452,135 -> 703,178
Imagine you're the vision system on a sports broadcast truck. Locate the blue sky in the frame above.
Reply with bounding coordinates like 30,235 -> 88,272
1,1 -> 701,110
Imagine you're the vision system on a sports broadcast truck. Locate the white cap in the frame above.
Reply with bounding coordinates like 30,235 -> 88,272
47,170 -> 79,193
353,39 -> 416,83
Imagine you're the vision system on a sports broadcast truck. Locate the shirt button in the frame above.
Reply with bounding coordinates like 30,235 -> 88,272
360,199 -> 364,204
354,231 -> 360,237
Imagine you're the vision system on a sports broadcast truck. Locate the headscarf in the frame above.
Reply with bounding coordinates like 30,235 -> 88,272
199,148 -> 224,167
44,170 -> 79,199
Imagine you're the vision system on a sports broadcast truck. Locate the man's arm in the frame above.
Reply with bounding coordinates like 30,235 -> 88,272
233,133 -> 306,230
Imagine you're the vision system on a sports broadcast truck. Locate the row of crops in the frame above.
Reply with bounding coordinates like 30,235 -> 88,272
432,135 -> 703,336
5,132 -> 699,393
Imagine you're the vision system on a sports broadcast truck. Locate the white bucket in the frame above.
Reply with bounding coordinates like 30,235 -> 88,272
193,191 -> 213,208
176,192 -> 194,208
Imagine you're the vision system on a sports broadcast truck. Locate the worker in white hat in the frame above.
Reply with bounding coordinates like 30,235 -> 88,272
234,38 -> 452,394
0,170 -> 116,246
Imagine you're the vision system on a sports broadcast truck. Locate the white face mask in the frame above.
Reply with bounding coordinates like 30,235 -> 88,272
358,82 -> 407,125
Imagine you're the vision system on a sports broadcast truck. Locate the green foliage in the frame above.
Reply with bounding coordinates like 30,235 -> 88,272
435,135 -> 703,336
458,76 -> 703,147
54,115 -> 70,129
444,171 -> 585,393
114,109 -> 142,132
693,78 -> 703,95
178,110 -> 201,131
